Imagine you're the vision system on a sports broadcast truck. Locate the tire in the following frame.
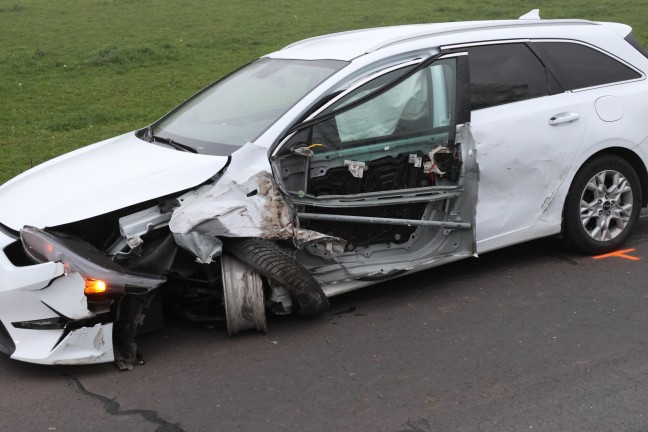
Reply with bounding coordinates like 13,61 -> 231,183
224,238 -> 329,317
563,155 -> 641,254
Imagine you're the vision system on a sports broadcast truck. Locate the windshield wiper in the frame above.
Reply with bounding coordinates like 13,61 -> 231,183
146,128 -> 198,153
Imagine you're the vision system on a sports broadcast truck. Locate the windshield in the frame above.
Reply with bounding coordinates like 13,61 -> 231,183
151,58 -> 347,155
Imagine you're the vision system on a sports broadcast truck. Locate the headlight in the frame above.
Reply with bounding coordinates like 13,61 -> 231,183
20,226 -> 165,295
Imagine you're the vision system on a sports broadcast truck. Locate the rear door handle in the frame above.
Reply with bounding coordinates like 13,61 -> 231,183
549,112 -> 581,126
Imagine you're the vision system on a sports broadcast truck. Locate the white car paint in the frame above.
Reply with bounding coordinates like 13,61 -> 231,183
0,132 -> 228,230
0,230 -> 113,364
266,19 -> 648,253
1,14 -> 648,365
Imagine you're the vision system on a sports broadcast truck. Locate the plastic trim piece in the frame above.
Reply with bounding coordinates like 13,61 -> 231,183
0,319 -> 16,356
0,222 -> 19,240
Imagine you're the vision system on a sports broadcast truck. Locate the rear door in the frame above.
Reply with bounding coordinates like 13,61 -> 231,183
452,41 -> 643,252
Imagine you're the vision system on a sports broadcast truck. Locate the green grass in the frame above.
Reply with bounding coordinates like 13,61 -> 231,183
1,0 -> 647,183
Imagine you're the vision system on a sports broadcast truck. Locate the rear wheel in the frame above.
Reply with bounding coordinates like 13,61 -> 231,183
563,155 -> 641,254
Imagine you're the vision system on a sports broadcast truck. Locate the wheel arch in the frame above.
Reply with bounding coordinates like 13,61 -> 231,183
573,147 -> 648,207
561,147 -> 644,254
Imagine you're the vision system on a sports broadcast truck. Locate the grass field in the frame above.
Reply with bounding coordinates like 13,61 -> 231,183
1,0 -> 647,184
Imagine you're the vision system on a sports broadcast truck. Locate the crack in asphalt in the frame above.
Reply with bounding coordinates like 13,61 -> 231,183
64,374 -> 185,432
401,418 -> 432,432
550,254 -> 582,266
329,305 -> 357,318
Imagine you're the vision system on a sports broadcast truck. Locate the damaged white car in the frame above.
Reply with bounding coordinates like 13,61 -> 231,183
2,11 -> 648,368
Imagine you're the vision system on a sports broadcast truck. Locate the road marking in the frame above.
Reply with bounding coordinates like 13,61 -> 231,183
593,248 -> 640,261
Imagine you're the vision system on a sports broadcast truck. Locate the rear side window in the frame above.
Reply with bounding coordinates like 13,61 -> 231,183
465,43 -> 552,110
532,42 -> 641,90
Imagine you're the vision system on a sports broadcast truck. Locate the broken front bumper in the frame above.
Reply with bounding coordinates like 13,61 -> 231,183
0,230 -> 114,365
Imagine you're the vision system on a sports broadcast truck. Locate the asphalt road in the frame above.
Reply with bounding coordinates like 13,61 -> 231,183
3,218 -> 648,432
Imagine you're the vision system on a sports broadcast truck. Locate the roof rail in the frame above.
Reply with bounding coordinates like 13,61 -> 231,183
366,19 -> 596,54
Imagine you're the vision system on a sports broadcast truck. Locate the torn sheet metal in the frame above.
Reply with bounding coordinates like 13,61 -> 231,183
169,143 -> 346,256
173,232 -> 223,264
170,144 -> 292,238
293,229 -> 347,258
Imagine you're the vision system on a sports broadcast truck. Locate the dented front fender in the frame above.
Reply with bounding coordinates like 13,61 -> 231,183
169,143 -> 346,260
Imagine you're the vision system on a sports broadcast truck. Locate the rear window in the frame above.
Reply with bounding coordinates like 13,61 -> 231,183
532,41 -> 641,91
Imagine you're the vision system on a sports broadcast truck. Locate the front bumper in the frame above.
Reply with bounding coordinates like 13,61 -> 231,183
0,230 -> 114,365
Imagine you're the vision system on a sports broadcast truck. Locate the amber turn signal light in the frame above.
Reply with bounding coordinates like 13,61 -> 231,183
84,278 -> 107,294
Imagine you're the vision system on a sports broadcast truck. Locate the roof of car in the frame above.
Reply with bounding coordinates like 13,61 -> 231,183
267,17 -> 631,62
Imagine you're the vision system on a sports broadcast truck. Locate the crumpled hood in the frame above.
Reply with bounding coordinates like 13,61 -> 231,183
0,132 -> 228,230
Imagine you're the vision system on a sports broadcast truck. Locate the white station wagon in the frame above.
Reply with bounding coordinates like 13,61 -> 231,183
1,10 -> 648,368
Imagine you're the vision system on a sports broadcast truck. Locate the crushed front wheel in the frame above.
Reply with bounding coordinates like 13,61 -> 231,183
224,238 -> 329,317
